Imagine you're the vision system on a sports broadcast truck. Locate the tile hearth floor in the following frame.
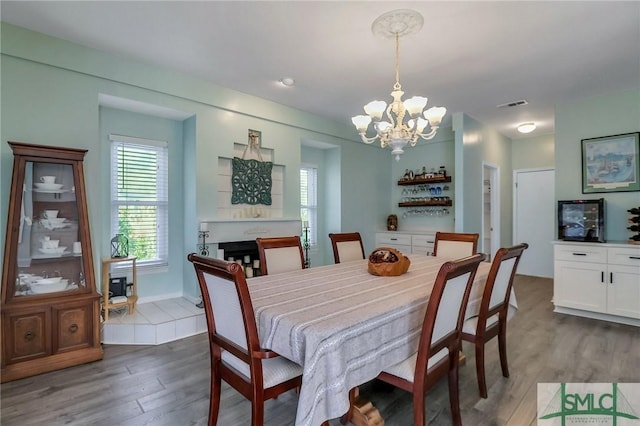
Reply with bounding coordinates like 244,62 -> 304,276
101,297 -> 207,345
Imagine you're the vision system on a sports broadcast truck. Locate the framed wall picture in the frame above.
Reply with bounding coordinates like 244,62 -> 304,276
581,132 -> 640,193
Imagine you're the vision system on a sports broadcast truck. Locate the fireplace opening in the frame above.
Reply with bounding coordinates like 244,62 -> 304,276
218,240 -> 261,277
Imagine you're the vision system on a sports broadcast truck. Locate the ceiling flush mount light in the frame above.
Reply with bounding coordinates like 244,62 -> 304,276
279,77 -> 295,87
517,122 -> 537,134
352,9 -> 446,161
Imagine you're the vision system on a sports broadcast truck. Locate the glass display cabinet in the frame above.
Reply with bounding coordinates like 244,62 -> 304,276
1,142 -> 102,382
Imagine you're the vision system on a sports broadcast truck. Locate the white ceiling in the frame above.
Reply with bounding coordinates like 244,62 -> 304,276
2,1 -> 639,140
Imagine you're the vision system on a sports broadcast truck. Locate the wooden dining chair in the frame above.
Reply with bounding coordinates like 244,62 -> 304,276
187,253 -> 303,426
328,232 -> 365,263
256,236 -> 305,275
376,253 -> 485,426
433,231 -> 479,259
461,243 -> 528,398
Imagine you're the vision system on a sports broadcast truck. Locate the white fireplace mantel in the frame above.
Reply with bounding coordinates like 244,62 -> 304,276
202,218 -> 302,244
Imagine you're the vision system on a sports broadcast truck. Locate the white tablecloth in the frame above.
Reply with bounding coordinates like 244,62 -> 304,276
248,254 -> 516,426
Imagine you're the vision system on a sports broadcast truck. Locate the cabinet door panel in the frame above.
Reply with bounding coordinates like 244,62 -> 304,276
411,234 -> 435,255
554,260 -> 606,313
607,265 -> 640,319
53,302 -> 92,352
3,309 -> 50,363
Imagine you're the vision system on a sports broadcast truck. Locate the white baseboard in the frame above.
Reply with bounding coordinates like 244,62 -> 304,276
137,291 -> 184,304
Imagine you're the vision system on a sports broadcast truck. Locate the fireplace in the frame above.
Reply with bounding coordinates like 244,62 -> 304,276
202,218 -> 301,277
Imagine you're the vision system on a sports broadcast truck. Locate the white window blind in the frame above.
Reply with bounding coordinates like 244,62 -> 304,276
300,165 -> 317,246
110,134 -> 169,268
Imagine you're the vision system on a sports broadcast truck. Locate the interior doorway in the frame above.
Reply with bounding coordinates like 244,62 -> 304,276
513,168 -> 555,278
482,163 -> 500,261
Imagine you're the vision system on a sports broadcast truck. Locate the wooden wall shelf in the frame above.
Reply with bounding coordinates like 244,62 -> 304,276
398,200 -> 453,207
397,176 -> 451,186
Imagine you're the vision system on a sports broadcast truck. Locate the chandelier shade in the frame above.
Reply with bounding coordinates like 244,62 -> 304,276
352,10 -> 446,161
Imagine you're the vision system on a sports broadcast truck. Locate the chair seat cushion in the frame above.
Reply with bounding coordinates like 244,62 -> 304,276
462,313 -> 499,335
222,351 -> 303,388
381,348 -> 449,382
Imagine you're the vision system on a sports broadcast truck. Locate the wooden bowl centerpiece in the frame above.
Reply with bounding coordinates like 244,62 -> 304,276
367,247 -> 411,276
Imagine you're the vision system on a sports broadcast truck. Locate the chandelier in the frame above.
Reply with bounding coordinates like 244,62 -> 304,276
352,10 -> 447,161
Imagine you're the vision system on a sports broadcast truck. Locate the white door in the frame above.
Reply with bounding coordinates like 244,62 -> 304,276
513,168 -> 555,278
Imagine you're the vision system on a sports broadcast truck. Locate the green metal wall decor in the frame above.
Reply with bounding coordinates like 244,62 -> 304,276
231,157 -> 273,205
231,129 -> 273,205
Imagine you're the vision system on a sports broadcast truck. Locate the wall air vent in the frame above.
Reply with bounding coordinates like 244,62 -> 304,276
496,99 -> 529,108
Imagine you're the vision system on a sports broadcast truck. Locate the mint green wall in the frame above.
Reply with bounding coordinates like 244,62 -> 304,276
512,134 -> 555,170
555,88 -> 640,242
453,113 -> 514,246
1,23 -> 388,301
389,129 -> 456,233
99,107 -> 185,299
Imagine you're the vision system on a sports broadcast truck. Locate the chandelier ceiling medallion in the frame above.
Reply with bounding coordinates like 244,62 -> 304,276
352,9 -> 447,161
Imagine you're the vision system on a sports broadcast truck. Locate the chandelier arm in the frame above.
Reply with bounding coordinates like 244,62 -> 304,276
417,127 -> 439,140
358,132 -> 379,145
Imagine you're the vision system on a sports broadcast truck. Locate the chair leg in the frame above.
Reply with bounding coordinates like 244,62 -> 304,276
251,400 -> 264,426
209,371 -> 222,426
413,388 -> 426,426
498,321 -> 510,378
448,361 -> 462,426
475,341 -> 488,399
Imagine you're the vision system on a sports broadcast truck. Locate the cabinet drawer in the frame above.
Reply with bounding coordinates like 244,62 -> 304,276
411,235 -> 435,256
376,233 -> 411,246
554,244 -> 607,263
411,234 -> 436,248
53,302 -> 93,353
608,247 -> 640,267
3,308 -> 50,364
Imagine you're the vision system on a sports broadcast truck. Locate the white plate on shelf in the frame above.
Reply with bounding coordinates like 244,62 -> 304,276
38,247 -> 68,256
30,279 -> 70,294
44,218 -> 66,224
39,219 -> 71,229
33,188 -> 70,194
34,183 -> 64,190
32,276 -> 63,284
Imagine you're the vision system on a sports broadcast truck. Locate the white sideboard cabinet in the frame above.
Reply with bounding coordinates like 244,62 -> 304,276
375,231 -> 438,256
553,241 -> 640,326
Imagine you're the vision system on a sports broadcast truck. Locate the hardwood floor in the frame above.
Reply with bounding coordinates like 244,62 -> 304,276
2,275 -> 639,425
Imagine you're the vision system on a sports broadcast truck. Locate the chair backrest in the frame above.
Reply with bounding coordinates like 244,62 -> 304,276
328,232 -> 365,263
187,253 -> 260,372
433,232 -> 479,259
256,236 -> 305,275
414,253 -> 485,375
477,243 -> 528,326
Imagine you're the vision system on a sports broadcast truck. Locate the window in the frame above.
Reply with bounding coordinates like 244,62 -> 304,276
300,165 -> 317,246
110,134 -> 169,269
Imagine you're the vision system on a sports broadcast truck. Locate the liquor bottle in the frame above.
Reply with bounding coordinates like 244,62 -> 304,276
628,225 -> 640,232
628,216 -> 640,223
627,207 -> 640,215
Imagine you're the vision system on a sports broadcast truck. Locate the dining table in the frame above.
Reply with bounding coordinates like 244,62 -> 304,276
247,254 -> 517,426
